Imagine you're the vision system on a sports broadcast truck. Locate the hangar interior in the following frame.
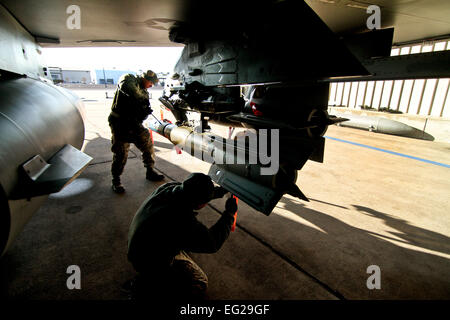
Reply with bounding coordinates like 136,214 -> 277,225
0,0 -> 449,301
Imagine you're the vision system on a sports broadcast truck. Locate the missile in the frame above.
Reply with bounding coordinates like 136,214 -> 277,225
146,119 -> 308,215
331,112 -> 434,140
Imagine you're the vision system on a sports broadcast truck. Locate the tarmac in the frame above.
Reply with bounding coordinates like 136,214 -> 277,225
1,87 -> 450,300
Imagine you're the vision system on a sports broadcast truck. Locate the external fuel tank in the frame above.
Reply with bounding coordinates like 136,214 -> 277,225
0,3 -> 92,256
0,77 -> 91,256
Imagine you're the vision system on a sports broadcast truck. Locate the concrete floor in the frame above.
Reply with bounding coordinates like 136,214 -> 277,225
1,88 -> 449,300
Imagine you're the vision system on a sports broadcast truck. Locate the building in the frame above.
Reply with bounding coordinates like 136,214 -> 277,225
59,70 -> 92,84
328,39 -> 450,119
48,67 -> 92,84
48,67 -> 63,84
94,69 -> 136,85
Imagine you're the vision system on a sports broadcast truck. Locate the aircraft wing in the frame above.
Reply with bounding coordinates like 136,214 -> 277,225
306,0 -> 450,45
0,0 -> 449,47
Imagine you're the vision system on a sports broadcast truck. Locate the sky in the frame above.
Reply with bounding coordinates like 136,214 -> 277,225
42,47 -> 184,74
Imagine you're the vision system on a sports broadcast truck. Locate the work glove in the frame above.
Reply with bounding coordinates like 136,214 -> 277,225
213,186 -> 228,199
224,197 -> 238,215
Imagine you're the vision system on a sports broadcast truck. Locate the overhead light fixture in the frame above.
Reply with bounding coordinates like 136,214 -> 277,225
346,1 -> 370,10
76,40 -> 138,44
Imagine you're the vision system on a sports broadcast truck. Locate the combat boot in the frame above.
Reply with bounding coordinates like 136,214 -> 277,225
146,167 -> 164,181
112,177 -> 125,193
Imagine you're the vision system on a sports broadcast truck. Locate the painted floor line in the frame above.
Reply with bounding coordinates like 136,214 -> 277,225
324,136 -> 450,169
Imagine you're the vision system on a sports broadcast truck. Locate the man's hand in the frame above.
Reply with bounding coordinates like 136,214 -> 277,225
137,106 -> 152,121
225,197 -> 238,215
213,186 -> 228,199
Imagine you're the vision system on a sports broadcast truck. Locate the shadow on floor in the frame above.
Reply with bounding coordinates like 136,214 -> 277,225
273,196 -> 450,299
1,135 -> 449,300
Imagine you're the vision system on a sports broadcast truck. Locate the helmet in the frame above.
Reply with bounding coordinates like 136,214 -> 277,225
181,173 -> 215,206
142,70 -> 159,83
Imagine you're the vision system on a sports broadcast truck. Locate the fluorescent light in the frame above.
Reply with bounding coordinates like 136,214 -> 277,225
346,3 -> 369,10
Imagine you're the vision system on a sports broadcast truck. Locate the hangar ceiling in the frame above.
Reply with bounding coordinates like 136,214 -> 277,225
0,0 -> 449,47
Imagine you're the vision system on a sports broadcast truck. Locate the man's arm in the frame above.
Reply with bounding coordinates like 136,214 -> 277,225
118,75 -> 152,121
181,198 -> 237,253
119,75 -> 149,104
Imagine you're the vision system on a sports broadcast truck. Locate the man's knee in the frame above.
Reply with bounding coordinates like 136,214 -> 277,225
172,253 -> 209,292
135,131 -> 152,149
134,133 -> 155,166
112,143 -> 127,154
111,138 -> 129,155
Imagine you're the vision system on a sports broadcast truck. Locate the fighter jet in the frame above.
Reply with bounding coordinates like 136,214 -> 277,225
0,0 -> 449,254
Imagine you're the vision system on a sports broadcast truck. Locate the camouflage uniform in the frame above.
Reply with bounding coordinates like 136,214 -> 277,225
127,175 -> 235,299
108,73 -> 155,181
128,250 -> 209,300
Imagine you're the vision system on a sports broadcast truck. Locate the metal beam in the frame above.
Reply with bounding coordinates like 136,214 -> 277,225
387,80 -> 395,111
440,80 -> 450,117
328,50 -> 450,82
333,83 -> 338,105
362,81 -> 368,107
395,80 -> 405,111
346,82 -> 351,107
354,82 -> 360,108
427,79 -> 439,116
406,80 -> 414,114
416,43 -> 435,115
370,82 -> 376,108
378,80 -> 386,110
416,80 -> 427,115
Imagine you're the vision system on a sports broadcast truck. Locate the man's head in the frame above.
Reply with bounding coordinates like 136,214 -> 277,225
181,173 -> 215,210
141,70 -> 159,89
